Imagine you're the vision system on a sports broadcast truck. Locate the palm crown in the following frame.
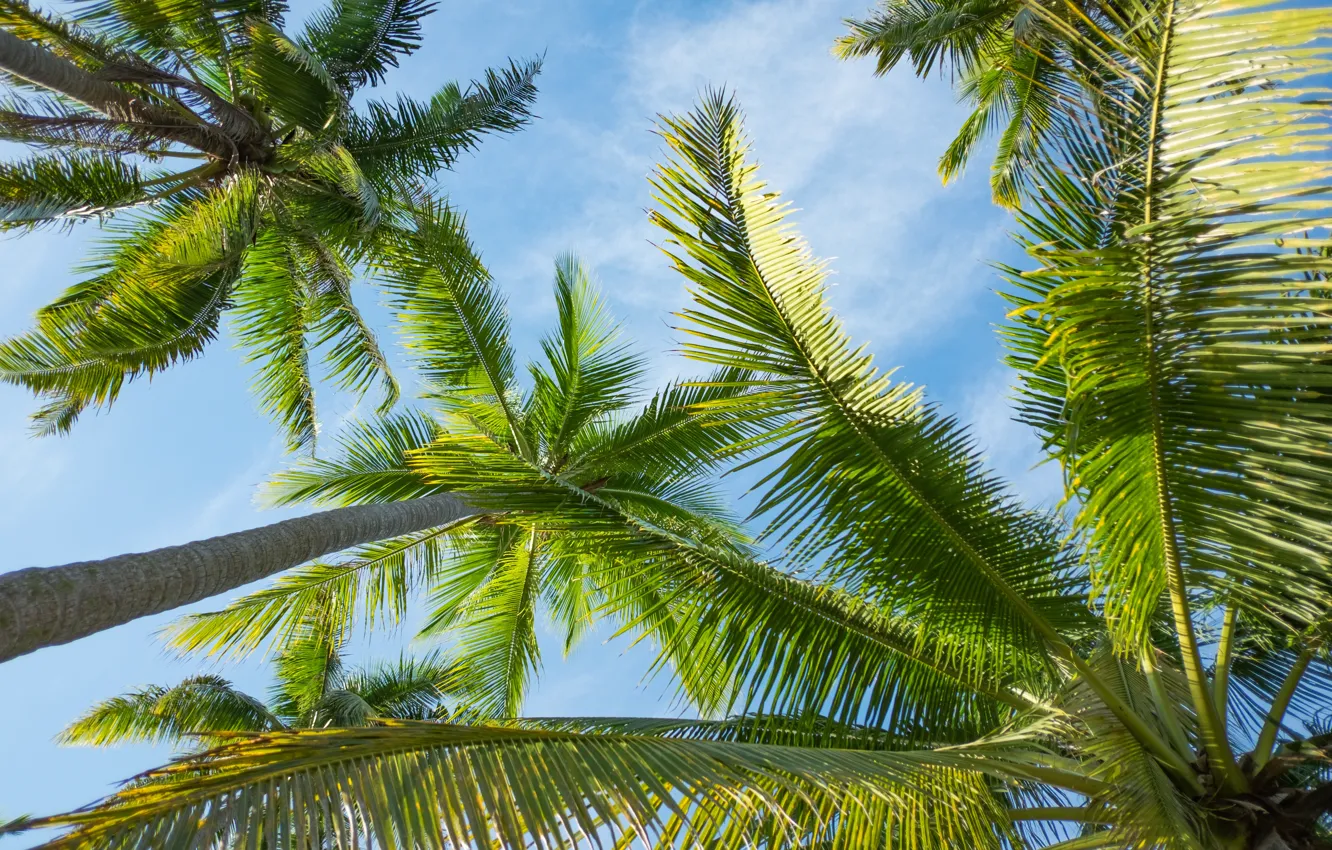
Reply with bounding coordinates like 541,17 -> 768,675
5,0 -> 1332,847
0,0 -> 539,447
60,631 -> 460,749
164,233 -> 756,719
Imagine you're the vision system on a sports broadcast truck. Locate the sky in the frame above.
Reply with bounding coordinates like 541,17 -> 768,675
0,0 -> 1061,841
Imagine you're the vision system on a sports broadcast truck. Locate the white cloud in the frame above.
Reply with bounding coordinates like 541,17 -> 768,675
490,0 -> 1012,373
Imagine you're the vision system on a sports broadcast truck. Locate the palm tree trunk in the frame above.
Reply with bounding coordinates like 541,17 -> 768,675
0,30 -> 229,157
0,493 -> 473,663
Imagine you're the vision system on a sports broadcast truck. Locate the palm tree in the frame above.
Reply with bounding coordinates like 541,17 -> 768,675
7,0 -> 1332,844
59,632 -> 460,749
161,249 -> 753,718
0,218 -> 746,668
0,0 -> 540,447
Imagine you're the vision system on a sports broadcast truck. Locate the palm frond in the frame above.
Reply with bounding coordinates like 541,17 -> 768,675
649,91 -> 1090,698
242,20 -> 341,131
300,0 -> 435,90
1003,0 -> 1332,647
0,175 -> 261,434
13,722 -> 1032,850
231,226 -> 320,452
346,59 -> 540,188
374,198 -> 530,454
445,524 -> 543,718
58,676 -> 282,749
340,650 -> 459,720
834,0 -> 1018,78
164,520 -> 472,659
563,367 -> 758,481
263,410 -> 444,506
0,151 -> 146,229
529,254 -> 645,468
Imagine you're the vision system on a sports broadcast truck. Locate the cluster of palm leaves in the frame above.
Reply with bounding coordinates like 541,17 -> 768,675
0,0 -> 538,448
1,0 -> 1332,846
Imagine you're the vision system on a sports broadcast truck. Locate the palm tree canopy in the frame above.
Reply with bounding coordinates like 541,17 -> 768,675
59,630 -> 460,750
0,0 -> 540,448
7,0 -> 1332,846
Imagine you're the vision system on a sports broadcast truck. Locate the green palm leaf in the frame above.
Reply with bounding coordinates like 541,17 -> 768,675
649,91 -> 1091,697
346,59 -> 541,189
58,676 -> 284,748
12,722 -> 1035,850
529,254 -> 645,468
0,152 -> 146,229
0,174 -> 261,434
300,0 -> 433,90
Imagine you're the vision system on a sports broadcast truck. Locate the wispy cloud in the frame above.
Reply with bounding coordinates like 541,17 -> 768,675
961,366 -> 1064,508
481,0 -> 1012,376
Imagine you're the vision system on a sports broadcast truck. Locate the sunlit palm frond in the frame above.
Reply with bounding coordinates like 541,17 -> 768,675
563,367 -> 758,481
13,722 -> 1039,850
164,520 -> 473,659
241,21 -> 342,131
73,0 -> 280,66
268,625 -> 345,722
444,523 -> 543,718
375,197 -> 535,460
528,254 -> 645,468
58,676 -> 283,749
1053,650 -> 1206,848
1004,0 -> 1332,651
231,226 -> 320,452
649,91 -> 1091,699
264,411 -> 444,506
0,175 -> 261,434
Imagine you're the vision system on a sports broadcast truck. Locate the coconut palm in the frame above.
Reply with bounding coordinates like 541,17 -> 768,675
159,247 -> 755,718
59,632 -> 461,750
0,0 -> 540,447
7,0 -> 1332,844
0,216 -> 749,669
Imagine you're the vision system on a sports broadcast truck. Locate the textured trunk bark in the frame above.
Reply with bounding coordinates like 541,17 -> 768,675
0,493 -> 473,663
0,30 -> 230,157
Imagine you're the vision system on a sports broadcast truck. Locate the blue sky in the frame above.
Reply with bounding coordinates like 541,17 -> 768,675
0,0 -> 1059,840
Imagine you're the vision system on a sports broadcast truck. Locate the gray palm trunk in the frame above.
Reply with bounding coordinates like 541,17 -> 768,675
0,493 -> 473,662
0,29 -> 233,156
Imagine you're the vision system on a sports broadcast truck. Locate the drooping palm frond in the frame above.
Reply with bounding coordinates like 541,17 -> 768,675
836,0 -> 1018,78
0,152 -> 148,229
373,199 -> 525,441
0,175 -> 261,434
15,721 -> 1049,850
